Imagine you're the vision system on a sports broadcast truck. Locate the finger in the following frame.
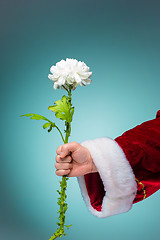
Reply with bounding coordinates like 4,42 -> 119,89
55,162 -> 72,170
56,169 -> 70,176
56,155 -> 72,163
56,142 -> 79,158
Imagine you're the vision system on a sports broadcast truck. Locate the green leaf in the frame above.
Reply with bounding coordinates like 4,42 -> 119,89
20,113 -> 35,117
43,122 -> 55,132
70,107 -> 74,121
55,112 -> 66,120
30,114 -> 47,120
20,113 -> 51,122
43,122 -> 51,129
48,95 -> 71,122
65,224 -> 72,230
63,203 -> 68,212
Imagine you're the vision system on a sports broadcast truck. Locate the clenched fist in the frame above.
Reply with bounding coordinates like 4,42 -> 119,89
55,142 -> 97,177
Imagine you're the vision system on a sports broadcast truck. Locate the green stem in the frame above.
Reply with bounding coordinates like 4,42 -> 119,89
54,125 -> 65,144
49,88 -> 72,240
64,88 -> 72,143
62,85 -> 69,92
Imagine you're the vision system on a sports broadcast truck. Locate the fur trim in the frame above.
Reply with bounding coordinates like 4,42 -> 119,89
77,137 -> 137,218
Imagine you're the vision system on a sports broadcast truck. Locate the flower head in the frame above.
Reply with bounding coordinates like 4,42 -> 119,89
48,58 -> 92,90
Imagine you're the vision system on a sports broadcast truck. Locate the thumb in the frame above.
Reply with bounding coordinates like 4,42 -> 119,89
56,141 -> 79,158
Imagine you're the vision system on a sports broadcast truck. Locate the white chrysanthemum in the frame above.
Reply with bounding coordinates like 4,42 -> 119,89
48,58 -> 92,90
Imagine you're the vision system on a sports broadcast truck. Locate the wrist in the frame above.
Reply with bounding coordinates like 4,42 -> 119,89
81,145 -> 98,175
89,153 -> 97,173
91,162 -> 97,173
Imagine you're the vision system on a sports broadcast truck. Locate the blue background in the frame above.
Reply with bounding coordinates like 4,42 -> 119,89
0,0 -> 160,239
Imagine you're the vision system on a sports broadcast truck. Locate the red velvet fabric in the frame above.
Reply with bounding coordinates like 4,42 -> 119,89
84,111 -> 160,211
115,110 -> 160,203
84,172 -> 105,211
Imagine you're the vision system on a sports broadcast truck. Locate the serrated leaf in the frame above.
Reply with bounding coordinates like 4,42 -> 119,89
55,112 -> 66,120
48,95 -> 71,122
20,113 -> 51,122
43,122 -> 51,129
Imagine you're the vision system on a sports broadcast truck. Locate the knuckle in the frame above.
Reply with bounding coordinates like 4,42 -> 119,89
56,146 -> 60,154
55,168 -> 70,176
56,155 -> 61,162
73,141 -> 79,149
55,163 -> 58,169
56,170 -> 63,176
72,141 -> 77,146
56,145 -> 63,154
61,144 -> 65,152
55,170 -> 59,176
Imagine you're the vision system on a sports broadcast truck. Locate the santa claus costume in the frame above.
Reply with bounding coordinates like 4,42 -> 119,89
77,110 -> 160,218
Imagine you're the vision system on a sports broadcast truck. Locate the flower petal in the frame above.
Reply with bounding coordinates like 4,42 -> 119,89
73,73 -> 82,84
53,82 -> 59,89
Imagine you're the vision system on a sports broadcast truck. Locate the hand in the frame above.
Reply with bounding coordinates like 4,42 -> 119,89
55,141 -> 97,177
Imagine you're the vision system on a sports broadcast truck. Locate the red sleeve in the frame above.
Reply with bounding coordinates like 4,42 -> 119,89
78,111 -> 160,218
115,110 -> 160,203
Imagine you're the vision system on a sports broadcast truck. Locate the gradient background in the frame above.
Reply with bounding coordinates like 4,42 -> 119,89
0,0 -> 160,239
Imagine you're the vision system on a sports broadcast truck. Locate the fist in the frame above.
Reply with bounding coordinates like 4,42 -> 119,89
55,142 -> 97,177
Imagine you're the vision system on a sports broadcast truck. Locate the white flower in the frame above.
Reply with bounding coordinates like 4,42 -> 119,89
48,58 -> 92,90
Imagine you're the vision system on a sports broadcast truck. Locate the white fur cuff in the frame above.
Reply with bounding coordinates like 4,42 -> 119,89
77,137 -> 137,218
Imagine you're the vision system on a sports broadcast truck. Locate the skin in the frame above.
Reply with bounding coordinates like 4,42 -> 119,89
55,142 -> 97,177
